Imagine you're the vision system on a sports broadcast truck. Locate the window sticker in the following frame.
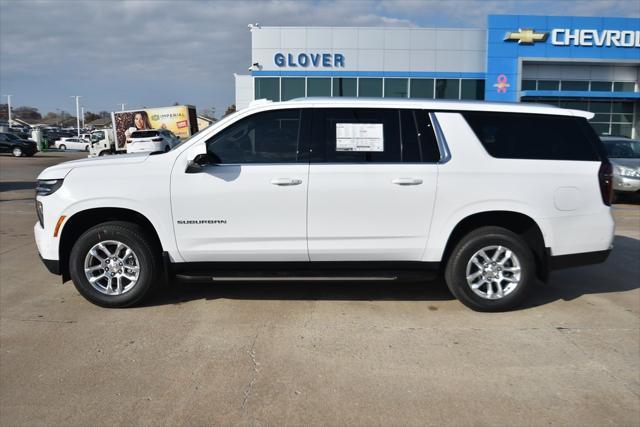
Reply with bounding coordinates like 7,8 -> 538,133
336,123 -> 384,152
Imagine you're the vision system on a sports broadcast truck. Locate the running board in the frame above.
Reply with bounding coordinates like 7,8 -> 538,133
175,274 -> 399,283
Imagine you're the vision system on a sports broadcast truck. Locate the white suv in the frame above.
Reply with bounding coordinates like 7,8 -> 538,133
34,99 -> 615,311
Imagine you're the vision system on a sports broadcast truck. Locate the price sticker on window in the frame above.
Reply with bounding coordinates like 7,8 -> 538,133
336,123 -> 384,152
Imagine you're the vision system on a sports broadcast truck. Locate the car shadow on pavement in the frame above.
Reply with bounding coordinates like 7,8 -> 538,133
143,235 -> 639,308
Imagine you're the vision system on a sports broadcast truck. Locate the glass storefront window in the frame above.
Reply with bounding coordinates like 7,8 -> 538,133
613,82 -> 635,92
384,78 -> 408,98
560,100 -> 588,110
611,124 -> 632,137
358,78 -> 383,98
307,78 -> 331,97
281,78 -> 305,101
254,78 -> 280,102
612,114 -> 634,124
333,78 -> 357,97
538,80 -> 560,90
435,79 -> 459,99
461,79 -> 485,100
409,79 -> 434,99
561,81 -> 589,91
590,81 -> 612,92
590,123 -> 610,135
592,114 -> 610,123
612,102 -> 634,113
522,80 -> 537,90
589,101 -> 611,113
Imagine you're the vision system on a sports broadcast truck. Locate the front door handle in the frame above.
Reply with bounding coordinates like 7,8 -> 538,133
270,178 -> 302,186
392,178 -> 423,186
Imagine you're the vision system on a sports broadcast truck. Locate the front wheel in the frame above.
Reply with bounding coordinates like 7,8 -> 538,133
12,147 -> 23,157
84,145 -> 89,152
444,226 -> 535,312
69,221 -> 161,307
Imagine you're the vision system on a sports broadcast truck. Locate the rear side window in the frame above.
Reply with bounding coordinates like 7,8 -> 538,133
312,108 -> 440,163
132,131 -> 159,138
463,112 -> 600,161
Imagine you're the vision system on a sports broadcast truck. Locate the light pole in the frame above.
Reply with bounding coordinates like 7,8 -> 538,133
120,103 -> 126,111
70,95 -> 81,137
2,94 -> 12,127
81,106 -> 85,129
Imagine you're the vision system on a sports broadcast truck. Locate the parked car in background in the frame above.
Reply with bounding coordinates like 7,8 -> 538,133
54,137 -> 90,151
601,136 -> 640,198
126,129 -> 179,154
0,132 -> 37,157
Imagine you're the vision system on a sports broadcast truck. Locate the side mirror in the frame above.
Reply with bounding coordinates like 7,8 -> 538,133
185,153 -> 219,173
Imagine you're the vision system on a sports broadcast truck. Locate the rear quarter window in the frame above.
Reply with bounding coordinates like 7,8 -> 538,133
462,112 -> 601,161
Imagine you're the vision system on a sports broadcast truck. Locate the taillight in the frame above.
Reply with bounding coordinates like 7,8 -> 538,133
598,161 -> 613,206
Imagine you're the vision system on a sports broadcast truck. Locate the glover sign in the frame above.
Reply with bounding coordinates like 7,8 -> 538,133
274,52 -> 345,68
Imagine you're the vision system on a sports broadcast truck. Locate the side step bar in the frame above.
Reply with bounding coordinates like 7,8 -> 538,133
175,274 -> 399,283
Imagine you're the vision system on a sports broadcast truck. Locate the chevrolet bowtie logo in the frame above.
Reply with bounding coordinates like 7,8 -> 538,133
504,29 -> 548,44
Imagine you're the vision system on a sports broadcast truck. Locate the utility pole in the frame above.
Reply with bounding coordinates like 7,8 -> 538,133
120,103 -> 126,111
70,95 -> 81,137
2,94 -> 12,127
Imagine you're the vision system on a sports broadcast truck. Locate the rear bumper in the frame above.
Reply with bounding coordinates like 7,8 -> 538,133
550,249 -> 611,270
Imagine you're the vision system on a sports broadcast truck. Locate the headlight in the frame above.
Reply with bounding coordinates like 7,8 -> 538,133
616,166 -> 640,179
36,200 -> 44,228
35,179 -> 63,196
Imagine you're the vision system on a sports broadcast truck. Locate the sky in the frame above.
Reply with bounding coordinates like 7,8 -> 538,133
1,0 -> 639,118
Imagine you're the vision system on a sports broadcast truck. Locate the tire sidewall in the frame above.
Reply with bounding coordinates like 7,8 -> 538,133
446,229 -> 534,312
69,223 -> 157,307
12,147 -> 22,157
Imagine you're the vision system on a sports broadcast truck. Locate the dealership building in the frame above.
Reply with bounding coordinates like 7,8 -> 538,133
234,14 -> 640,138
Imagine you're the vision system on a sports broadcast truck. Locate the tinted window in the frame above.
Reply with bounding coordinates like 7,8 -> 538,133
591,81 -> 612,92
281,78 -> 305,101
132,131 -> 159,138
435,79 -> 459,99
255,78 -> 280,101
333,78 -> 357,97
463,112 -> 600,161
461,80 -> 485,100
307,78 -> 331,96
314,108 -> 439,163
562,81 -> 589,91
359,78 -> 383,97
206,109 -> 302,164
384,79 -> 408,98
410,79 -> 434,99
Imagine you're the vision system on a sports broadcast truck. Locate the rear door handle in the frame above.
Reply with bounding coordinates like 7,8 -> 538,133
270,178 -> 302,186
392,178 -> 423,186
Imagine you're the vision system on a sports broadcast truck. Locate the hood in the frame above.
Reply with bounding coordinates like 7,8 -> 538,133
37,153 -> 150,180
610,158 -> 640,170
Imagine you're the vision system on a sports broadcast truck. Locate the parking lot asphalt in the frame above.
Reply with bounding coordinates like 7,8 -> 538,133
0,152 -> 638,426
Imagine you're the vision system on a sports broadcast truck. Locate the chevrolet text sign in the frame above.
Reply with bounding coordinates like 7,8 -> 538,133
551,29 -> 640,47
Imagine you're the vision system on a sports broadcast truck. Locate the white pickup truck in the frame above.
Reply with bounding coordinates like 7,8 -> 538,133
34,98 -> 614,311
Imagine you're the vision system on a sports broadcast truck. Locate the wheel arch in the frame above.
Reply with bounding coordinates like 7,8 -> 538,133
440,210 -> 549,282
58,207 -> 163,282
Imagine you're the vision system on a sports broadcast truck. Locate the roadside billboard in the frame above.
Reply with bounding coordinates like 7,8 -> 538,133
112,105 -> 198,150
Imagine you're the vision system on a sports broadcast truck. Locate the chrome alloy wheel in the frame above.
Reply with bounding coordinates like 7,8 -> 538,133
83,240 -> 140,296
465,245 -> 521,300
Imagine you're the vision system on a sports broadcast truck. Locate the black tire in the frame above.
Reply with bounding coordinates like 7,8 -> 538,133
69,221 -> 161,308
58,144 -> 66,151
98,151 -> 107,156
444,226 -> 535,312
84,145 -> 89,152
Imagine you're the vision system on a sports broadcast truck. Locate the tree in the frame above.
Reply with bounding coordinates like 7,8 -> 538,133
0,104 -> 8,120
200,107 -> 216,120
84,111 -> 100,123
98,111 -> 110,119
223,104 -> 236,117
13,106 -> 42,121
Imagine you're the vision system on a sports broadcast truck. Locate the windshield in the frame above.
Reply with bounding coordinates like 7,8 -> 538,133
91,131 -> 104,142
603,139 -> 640,159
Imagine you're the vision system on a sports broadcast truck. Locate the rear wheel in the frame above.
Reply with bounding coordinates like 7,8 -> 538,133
58,144 -> 66,151
69,221 -> 161,307
445,226 -> 535,312
84,145 -> 89,152
12,147 -> 23,157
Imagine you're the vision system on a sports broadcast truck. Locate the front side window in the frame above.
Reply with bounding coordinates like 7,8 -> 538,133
206,109 -> 302,164
463,112 -> 600,161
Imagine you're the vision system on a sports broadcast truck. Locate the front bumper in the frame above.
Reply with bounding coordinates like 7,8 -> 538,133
613,175 -> 640,193
38,252 -> 61,275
